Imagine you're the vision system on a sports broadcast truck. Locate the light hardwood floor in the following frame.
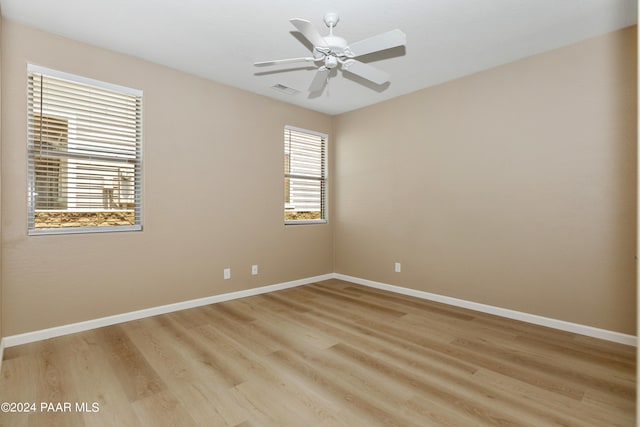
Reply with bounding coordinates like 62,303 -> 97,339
0,279 -> 636,426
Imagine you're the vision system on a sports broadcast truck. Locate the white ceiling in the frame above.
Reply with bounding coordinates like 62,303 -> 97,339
1,0 -> 637,115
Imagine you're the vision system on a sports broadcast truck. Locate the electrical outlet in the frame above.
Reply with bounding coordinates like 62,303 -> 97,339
395,262 -> 401,273
224,268 -> 231,280
251,265 -> 258,275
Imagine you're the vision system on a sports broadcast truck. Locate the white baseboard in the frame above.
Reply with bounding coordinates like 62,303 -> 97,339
2,273 -> 334,348
2,272 -> 635,349
335,274 -> 637,347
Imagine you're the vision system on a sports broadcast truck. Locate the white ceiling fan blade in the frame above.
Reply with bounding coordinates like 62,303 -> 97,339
342,60 -> 390,85
254,57 -> 316,67
290,18 -> 328,48
309,68 -> 329,92
347,29 -> 406,57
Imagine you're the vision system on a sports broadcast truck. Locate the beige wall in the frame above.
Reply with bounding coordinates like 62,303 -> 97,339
334,27 -> 637,334
1,21 -> 334,336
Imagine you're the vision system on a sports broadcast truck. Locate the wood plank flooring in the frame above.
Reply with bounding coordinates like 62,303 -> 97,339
0,279 -> 636,426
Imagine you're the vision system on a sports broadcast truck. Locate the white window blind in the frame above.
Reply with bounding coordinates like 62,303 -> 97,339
27,65 -> 143,234
284,126 -> 327,224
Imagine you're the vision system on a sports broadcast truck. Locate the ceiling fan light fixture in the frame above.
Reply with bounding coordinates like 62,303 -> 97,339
324,56 -> 338,69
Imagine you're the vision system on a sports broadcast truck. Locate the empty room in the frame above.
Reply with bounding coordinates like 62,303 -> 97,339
0,0 -> 637,426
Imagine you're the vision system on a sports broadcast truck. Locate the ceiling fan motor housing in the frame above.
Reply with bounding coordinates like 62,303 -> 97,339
323,35 -> 348,54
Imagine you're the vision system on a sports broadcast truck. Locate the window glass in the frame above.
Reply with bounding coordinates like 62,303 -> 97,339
27,65 -> 143,234
284,126 -> 327,224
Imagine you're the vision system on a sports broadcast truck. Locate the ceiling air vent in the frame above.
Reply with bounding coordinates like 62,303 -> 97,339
271,84 -> 299,95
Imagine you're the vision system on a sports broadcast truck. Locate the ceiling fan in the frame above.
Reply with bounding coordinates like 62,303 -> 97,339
254,13 -> 406,93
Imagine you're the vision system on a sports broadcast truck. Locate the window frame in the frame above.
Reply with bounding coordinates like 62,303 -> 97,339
27,64 -> 143,235
284,125 -> 328,225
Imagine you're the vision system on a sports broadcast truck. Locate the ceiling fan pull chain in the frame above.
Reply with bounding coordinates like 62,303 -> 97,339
326,73 -> 330,97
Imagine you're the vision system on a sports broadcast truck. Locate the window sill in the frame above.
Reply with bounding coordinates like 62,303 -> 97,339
285,220 -> 327,226
28,224 -> 142,236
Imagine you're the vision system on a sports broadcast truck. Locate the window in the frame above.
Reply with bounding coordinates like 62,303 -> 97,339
27,65 -> 143,234
284,126 -> 327,224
